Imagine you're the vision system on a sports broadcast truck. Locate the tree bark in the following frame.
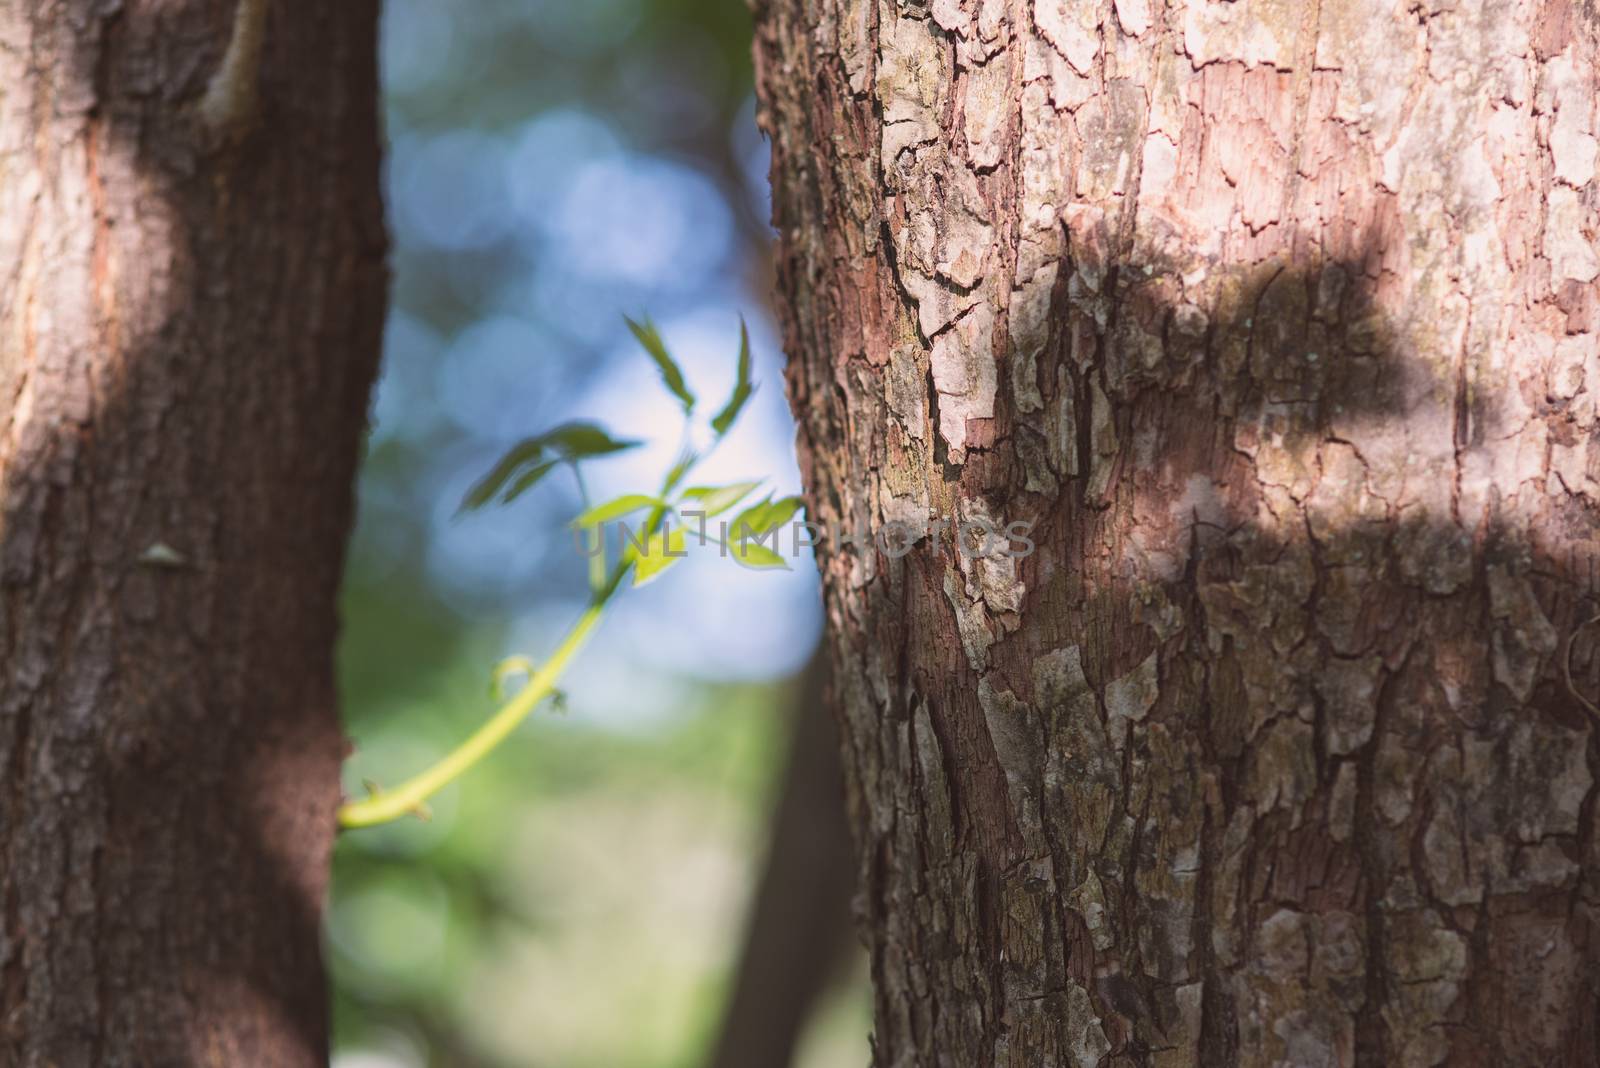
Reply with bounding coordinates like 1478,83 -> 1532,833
755,1 -> 1600,1065
0,3 -> 385,1065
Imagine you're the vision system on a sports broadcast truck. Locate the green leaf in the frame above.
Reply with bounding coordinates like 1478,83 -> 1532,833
727,494 -> 799,570
460,421 -> 640,512
679,480 -> 760,518
500,460 -> 559,504
730,540 -> 789,570
542,423 -> 642,459
710,316 -> 754,437
728,493 -> 771,535
625,315 -> 696,414
461,441 -> 546,512
573,493 -> 663,528
757,496 -> 803,532
730,494 -> 804,540
631,527 -> 688,586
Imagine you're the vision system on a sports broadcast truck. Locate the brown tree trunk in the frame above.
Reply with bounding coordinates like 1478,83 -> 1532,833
0,3 -> 385,1065
755,1 -> 1600,1065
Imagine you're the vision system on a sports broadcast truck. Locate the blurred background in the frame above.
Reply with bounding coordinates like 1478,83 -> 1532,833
328,1 -> 867,1066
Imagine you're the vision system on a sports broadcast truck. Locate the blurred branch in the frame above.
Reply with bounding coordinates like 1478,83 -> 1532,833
706,656 -> 857,1068
339,601 -> 605,827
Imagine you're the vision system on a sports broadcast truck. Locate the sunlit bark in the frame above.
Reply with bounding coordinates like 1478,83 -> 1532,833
757,1 -> 1600,1063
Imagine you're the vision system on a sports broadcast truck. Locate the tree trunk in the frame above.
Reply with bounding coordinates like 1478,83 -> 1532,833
0,3 -> 385,1065
755,1 -> 1600,1065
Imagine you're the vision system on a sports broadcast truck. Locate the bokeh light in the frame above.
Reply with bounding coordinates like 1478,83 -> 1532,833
333,1 -> 860,1065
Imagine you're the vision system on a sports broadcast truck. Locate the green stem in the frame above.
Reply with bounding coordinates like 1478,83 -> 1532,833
342,418 -> 702,831
338,600 -> 608,829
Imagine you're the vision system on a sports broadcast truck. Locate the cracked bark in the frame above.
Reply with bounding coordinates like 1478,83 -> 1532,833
754,1 -> 1600,1065
0,2 -> 385,1065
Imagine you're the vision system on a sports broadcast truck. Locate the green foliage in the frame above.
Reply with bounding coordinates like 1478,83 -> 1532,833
629,527 -> 688,586
730,540 -> 787,570
625,315 -> 696,415
722,494 -> 802,570
574,493 -> 664,528
461,422 -> 641,512
710,317 -> 754,437
680,480 -> 760,518
342,316 -> 804,831
730,494 -> 802,541
662,447 -> 699,495
331,668 -> 795,1068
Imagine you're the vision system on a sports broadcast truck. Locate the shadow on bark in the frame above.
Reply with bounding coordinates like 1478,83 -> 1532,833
856,224 -> 1600,1064
0,4 -> 384,1065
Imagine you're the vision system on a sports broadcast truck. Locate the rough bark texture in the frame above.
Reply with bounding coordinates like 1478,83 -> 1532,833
0,2 -> 385,1065
754,1 -> 1600,1065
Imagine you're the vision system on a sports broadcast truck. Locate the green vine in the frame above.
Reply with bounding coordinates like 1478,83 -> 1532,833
339,316 -> 802,830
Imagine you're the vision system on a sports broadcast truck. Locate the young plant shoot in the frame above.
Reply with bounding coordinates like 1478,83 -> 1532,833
338,317 -> 802,829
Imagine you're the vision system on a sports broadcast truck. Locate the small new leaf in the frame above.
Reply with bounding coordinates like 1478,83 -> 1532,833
625,316 -> 696,415
710,317 -> 754,437
631,527 -> 688,586
491,656 -> 537,701
730,495 -> 804,541
730,540 -> 789,570
680,481 -> 760,518
574,493 -> 663,528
